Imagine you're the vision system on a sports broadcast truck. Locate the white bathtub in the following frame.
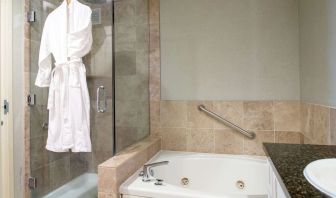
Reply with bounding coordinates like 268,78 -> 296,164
120,151 -> 269,198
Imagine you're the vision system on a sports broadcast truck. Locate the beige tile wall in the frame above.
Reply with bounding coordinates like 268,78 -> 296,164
301,102 -> 336,145
153,100 -> 303,156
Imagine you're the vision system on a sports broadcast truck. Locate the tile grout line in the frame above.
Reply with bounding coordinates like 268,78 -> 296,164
272,100 -> 276,143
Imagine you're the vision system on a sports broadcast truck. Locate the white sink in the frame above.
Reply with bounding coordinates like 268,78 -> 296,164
303,159 -> 336,197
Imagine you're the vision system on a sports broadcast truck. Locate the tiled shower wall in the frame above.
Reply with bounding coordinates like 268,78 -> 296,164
114,0 -> 150,153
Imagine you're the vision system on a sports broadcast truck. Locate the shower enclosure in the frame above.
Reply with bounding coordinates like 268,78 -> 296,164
28,0 -> 149,197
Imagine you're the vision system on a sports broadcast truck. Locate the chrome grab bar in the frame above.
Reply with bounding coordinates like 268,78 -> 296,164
198,105 -> 256,139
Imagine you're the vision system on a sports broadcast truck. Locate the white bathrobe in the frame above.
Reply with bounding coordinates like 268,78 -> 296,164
35,0 -> 92,152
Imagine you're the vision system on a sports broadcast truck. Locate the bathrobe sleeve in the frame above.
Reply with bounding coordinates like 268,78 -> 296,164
35,17 -> 52,87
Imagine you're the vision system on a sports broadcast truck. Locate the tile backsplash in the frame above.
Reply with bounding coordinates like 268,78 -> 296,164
151,100 -> 303,156
149,100 -> 336,156
301,102 -> 336,145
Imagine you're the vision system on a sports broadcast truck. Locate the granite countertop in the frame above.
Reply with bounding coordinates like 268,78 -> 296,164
263,143 -> 336,198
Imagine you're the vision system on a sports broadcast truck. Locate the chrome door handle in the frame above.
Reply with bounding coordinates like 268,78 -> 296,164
97,86 -> 107,113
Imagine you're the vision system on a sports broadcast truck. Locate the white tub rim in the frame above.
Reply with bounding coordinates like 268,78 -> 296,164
120,150 -> 268,198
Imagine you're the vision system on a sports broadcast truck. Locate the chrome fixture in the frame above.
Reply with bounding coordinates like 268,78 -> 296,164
27,94 -> 36,106
2,100 -> 9,115
154,179 -> 164,185
181,177 -> 189,186
236,180 -> 245,189
96,86 -> 107,113
28,177 -> 37,189
141,161 -> 169,182
198,105 -> 256,139
27,11 -> 36,22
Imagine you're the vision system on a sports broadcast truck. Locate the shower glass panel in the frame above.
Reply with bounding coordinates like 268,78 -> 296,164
29,0 -> 149,197
114,0 -> 150,153
29,0 -> 114,197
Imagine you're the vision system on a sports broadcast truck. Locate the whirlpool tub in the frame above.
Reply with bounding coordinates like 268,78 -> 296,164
120,151 -> 269,198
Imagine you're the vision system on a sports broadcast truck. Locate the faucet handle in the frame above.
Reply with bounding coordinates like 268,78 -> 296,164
155,179 -> 164,185
142,161 -> 169,182
144,161 -> 169,168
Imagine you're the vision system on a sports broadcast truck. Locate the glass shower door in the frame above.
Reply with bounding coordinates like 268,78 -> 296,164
114,0 -> 150,153
29,0 -> 113,197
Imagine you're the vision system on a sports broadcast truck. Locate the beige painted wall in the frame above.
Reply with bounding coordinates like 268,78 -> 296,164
299,0 -> 336,107
160,0 -> 300,101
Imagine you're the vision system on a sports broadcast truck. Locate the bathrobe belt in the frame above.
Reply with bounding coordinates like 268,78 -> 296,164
48,58 -> 85,111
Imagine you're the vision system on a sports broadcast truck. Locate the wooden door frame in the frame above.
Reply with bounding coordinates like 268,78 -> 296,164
0,0 -> 15,197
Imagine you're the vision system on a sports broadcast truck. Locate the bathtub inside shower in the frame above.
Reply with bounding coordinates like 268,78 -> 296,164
120,151 -> 270,198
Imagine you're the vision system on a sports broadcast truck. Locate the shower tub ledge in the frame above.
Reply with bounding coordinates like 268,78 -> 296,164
120,151 -> 270,198
43,173 -> 97,198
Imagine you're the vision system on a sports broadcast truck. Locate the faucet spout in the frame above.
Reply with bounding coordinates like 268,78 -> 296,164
142,161 -> 169,182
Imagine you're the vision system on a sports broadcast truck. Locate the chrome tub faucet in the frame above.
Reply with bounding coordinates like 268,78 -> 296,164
140,161 -> 169,182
